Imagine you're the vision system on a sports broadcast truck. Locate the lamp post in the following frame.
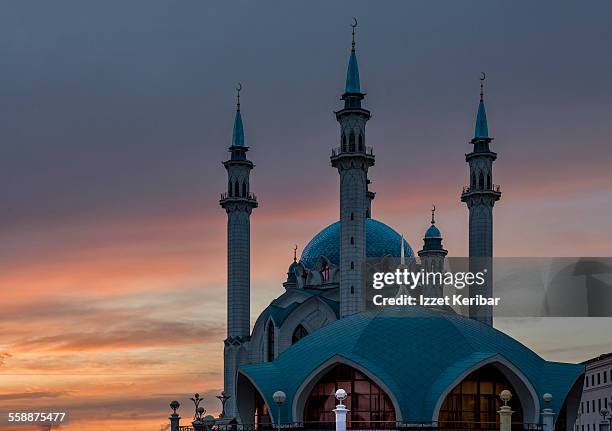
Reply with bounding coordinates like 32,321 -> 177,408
273,391 -> 286,429
334,389 -> 349,431
190,393 -> 207,431
216,392 -> 231,419
499,390 -> 514,431
169,400 -> 181,431
541,393 -> 555,431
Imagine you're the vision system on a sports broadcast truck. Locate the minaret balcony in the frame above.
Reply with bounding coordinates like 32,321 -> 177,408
219,192 -> 258,206
331,145 -> 374,157
330,146 -> 375,168
460,184 -> 502,200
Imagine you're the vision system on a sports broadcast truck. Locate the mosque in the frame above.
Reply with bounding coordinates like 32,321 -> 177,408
218,24 -> 584,431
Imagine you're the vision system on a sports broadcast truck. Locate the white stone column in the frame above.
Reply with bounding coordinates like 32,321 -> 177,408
542,393 -> 555,431
498,390 -> 514,431
334,389 -> 349,431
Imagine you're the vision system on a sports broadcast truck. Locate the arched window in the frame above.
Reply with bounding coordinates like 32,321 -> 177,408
341,132 -> 346,152
350,236 -> 354,245
471,172 -> 476,189
350,212 -> 354,221
266,321 -> 275,362
228,181 -> 233,197
321,262 -> 330,283
242,181 -> 247,197
349,132 -> 356,152
478,172 -> 485,190
235,180 -> 240,197
486,173 -> 491,190
292,324 -> 309,344
351,261 -> 354,269
358,134 -> 364,151
438,364 -> 524,428
304,363 -> 396,426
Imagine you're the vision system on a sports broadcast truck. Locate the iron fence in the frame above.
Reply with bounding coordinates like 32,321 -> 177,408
177,421 -> 542,431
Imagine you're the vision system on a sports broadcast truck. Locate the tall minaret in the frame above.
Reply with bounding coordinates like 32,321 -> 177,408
219,85 -> 257,418
460,74 -> 501,326
331,19 -> 375,318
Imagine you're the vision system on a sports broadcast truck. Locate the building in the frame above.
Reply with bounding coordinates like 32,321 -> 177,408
576,353 -> 612,431
218,24 -> 585,430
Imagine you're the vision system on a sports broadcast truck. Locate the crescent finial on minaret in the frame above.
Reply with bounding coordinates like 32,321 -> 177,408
351,17 -> 358,51
293,244 -> 298,262
431,205 -> 436,224
235,82 -> 242,111
480,72 -> 486,102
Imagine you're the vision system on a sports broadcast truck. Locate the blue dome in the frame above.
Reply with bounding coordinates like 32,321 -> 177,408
425,224 -> 441,238
300,219 -> 414,269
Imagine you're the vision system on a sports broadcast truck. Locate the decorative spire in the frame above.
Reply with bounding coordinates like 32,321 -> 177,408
351,17 -> 357,52
474,72 -> 489,139
231,83 -> 245,147
431,204 -> 436,225
345,18 -> 361,94
236,82 -> 242,111
293,245 -> 298,263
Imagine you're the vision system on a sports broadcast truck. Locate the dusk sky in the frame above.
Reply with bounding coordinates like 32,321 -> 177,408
1,1 -> 612,430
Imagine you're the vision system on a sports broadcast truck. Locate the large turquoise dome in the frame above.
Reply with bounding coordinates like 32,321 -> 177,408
300,219 -> 414,269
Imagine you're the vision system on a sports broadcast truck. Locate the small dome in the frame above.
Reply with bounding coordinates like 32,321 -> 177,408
425,224 -> 441,238
300,219 -> 414,269
286,261 -> 299,284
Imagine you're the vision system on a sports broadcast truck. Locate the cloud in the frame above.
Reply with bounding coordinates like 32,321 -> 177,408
11,319 -> 223,352
0,352 -> 12,367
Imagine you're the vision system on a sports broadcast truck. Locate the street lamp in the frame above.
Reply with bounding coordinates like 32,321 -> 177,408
216,392 -> 231,418
273,391 -> 287,429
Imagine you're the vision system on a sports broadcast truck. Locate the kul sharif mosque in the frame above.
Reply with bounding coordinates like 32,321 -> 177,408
218,23 -> 584,431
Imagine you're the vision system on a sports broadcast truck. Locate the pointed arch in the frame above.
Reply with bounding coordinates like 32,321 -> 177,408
235,180 -> 240,197
486,173 -> 491,190
430,355 -> 540,424
478,172 -> 485,190
358,133 -> 364,151
242,181 -> 247,197
349,131 -> 356,152
292,355 -> 403,422
266,320 -> 275,362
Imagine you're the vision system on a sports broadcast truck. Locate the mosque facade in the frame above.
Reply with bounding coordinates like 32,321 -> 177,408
218,26 -> 584,431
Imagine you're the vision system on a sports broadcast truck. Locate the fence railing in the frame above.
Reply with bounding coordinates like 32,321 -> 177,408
177,421 -> 542,431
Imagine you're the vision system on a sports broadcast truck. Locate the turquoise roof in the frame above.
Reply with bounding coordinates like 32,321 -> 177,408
345,50 -> 361,93
300,219 -> 414,269
474,100 -> 489,139
425,224 -> 441,238
240,307 -> 583,423
231,109 -> 245,147
256,288 -> 339,328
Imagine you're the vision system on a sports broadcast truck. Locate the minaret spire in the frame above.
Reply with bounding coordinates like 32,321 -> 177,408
345,18 -> 361,96
431,204 -> 436,225
231,83 -> 245,148
474,72 -> 489,141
